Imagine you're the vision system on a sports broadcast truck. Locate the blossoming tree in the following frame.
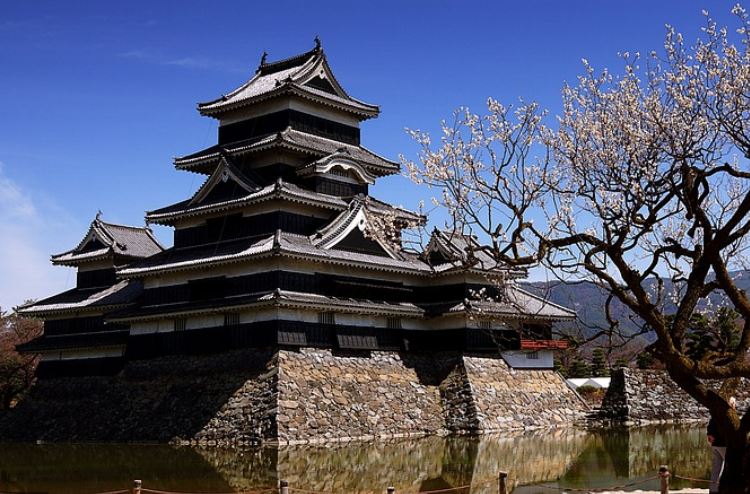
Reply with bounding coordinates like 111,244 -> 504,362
0,309 -> 41,410
405,7 -> 750,492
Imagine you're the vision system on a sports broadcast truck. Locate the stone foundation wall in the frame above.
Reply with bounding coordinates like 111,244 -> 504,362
600,368 -> 750,423
0,349 -> 588,444
439,358 -> 478,432
0,349 -> 277,443
275,349 -> 453,443
462,356 -> 588,431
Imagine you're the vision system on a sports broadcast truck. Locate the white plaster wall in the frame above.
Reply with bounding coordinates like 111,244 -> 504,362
501,350 -> 554,369
40,346 -> 124,361
186,315 -> 223,330
240,308 -> 280,323
127,307 -> 427,333
130,319 -> 175,335
275,308 -> 317,324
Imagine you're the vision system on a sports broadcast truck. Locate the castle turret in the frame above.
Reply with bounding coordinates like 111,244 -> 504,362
16,215 -> 163,375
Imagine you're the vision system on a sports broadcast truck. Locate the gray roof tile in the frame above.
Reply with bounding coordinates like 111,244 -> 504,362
146,179 -> 347,224
51,217 -> 163,266
174,129 -> 398,176
197,46 -> 378,118
17,280 -> 143,316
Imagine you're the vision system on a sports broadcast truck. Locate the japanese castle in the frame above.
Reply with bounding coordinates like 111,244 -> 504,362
18,41 -> 573,378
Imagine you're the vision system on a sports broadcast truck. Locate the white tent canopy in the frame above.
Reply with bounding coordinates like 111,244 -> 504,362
566,377 -> 611,389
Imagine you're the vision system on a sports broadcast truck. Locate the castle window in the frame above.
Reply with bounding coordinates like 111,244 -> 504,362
479,320 -> 492,330
224,313 -> 240,327
329,166 -> 350,178
174,318 -> 186,331
318,312 -> 336,325
526,351 -> 539,360
387,317 -> 402,329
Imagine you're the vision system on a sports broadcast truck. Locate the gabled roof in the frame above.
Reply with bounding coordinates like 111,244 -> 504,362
458,285 -> 576,320
146,178 -> 348,225
197,41 -> 379,120
296,151 -> 377,184
51,215 -> 164,266
311,195 -> 405,259
188,154 -> 259,207
423,229 -> 525,277
16,280 -> 143,317
173,128 -> 399,176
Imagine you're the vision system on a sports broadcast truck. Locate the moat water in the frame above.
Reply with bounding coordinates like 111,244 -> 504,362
0,424 -> 711,494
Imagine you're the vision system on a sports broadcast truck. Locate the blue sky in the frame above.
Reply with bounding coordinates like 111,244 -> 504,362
0,1 -> 742,309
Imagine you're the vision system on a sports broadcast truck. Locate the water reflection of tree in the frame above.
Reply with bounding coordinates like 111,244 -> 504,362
558,425 -> 712,491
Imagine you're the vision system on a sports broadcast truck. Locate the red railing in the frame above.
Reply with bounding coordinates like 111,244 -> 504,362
520,339 -> 569,350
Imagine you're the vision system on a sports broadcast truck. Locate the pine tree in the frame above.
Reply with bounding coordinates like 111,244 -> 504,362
590,348 -> 609,377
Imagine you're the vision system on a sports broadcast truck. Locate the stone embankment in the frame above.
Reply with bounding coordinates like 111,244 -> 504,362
600,368 -> 750,423
0,348 -> 588,445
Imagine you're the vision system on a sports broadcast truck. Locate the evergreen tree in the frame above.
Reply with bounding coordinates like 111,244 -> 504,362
612,357 -> 629,369
568,358 -> 590,378
636,351 -> 654,369
590,348 -> 609,377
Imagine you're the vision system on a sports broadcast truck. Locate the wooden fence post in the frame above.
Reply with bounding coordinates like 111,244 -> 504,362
280,480 -> 289,494
659,465 -> 670,494
132,480 -> 142,494
387,487 -> 395,494
498,471 -> 508,494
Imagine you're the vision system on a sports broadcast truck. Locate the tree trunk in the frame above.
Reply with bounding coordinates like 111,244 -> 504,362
0,389 -> 11,411
719,437 -> 749,494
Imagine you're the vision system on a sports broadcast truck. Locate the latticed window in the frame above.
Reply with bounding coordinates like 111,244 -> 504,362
479,320 -> 492,330
174,318 -> 187,331
526,351 -> 539,360
387,317 -> 402,329
329,166 -> 350,178
224,313 -> 240,327
318,312 -> 336,325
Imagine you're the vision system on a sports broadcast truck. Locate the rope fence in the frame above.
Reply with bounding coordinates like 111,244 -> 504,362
0,465 -> 718,494
671,474 -> 714,484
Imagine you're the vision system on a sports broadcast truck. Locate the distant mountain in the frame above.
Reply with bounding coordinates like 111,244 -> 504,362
522,270 -> 750,343
522,280 -> 647,342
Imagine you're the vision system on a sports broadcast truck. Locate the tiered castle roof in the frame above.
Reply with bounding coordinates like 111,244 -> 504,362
174,128 -> 398,175
197,39 -> 379,120
17,42 -> 574,376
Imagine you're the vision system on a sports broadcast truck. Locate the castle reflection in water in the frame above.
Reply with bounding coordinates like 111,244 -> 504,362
0,425 -> 711,494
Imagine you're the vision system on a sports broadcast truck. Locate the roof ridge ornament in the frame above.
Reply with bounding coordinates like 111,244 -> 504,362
260,51 -> 268,66
314,35 -> 322,51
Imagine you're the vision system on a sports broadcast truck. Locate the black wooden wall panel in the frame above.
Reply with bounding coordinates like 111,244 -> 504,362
218,109 -> 360,145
